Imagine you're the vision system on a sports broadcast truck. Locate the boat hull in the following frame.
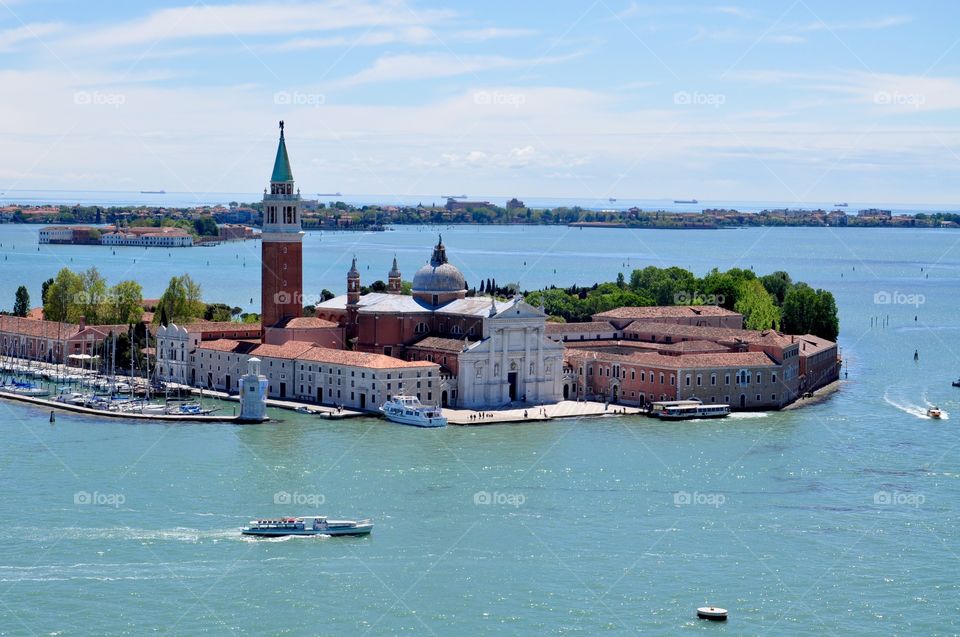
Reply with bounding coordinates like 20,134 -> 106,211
242,524 -> 373,537
382,412 -> 446,427
654,412 -> 729,420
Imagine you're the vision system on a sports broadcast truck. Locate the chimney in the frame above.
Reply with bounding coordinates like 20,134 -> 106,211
79,316 -> 86,330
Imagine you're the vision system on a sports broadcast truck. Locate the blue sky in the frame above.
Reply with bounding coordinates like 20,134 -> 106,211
1,0 -> 959,204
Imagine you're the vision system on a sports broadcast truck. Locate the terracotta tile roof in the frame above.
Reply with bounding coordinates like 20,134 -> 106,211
0,316 -> 78,339
624,321 -> 798,348
669,351 -> 776,368
797,334 -> 837,356
567,348 -> 775,369
298,346 -> 438,369
594,305 -> 741,320
180,321 -> 262,334
546,321 -> 617,334
26,307 -> 45,320
197,338 -> 260,354
276,316 -> 340,329
250,341 -> 316,360
407,336 -> 473,353
658,340 -> 730,353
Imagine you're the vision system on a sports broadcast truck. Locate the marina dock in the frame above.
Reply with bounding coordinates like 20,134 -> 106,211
0,390 -> 243,423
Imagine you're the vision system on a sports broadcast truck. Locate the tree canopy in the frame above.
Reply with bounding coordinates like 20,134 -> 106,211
524,265 -> 839,341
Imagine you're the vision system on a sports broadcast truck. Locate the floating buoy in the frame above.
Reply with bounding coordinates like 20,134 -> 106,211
697,606 -> 727,621
49,411 -> 55,423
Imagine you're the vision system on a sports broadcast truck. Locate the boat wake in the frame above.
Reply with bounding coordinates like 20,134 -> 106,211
883,389 -> 948,420
8,526 -> 248,543
728,412 -> 769,419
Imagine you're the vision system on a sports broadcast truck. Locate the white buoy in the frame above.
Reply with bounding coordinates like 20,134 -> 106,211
697,606 -> 728,621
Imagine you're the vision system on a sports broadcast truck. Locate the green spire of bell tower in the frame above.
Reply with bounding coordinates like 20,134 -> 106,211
271,120 -> 294,183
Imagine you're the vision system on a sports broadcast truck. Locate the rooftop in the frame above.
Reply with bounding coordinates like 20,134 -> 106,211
594,305 -> 742,320
407,336 -> 475,353
624,321 -> 799,348
546,321 -> 617,334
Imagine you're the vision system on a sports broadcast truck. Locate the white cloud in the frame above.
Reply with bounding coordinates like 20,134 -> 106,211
800,15 -> 912,32
338,51 -> 583,85
452,27 -> 537,42
733,69 -> 960,112
0,22 -> 64,52
62,0 -> 454,50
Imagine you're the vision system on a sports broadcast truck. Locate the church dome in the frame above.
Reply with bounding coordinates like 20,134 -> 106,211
412,236 -> 465,294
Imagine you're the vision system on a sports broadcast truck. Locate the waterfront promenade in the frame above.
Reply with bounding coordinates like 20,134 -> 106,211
444,400 -> 643,425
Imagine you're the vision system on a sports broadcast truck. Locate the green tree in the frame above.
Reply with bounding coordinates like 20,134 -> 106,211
44,268 -> 84,323
13,286 -> 30,317
734,279 -> 780,331
811,289 -> 840,341
108,280 -> 144,324
79,267 -> 108,324
40,278 -> 54,305
760,271 -> 793,305
155,274 -> 205,325
781,283 -> 818,336
204,303 -> 233,322
192,216 -> 218,237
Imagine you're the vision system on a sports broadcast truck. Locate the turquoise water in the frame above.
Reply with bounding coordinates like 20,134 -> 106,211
1,224 -> 959,634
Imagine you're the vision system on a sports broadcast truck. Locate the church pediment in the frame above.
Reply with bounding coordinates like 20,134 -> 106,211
490,298 -> 546,320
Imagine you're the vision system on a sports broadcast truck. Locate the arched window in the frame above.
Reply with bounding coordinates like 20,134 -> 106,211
415,322 -> 429,334
451,325 -> 463,335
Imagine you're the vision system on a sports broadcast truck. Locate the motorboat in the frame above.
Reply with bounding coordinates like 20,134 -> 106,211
242,516 -> 373,537
952,378 -> 960,388
927,407 -> 943,419
380,395 -> 447,427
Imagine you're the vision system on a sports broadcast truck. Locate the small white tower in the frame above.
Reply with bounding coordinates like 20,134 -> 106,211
239,357 -> 268,422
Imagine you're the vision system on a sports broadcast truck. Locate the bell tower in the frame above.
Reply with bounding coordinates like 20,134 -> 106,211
346,257 -> 361,340
260,120 -> 303,340
387,256 -> 402,294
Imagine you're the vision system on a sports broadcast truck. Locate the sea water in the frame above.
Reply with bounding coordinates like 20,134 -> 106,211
0,224 -> 958,635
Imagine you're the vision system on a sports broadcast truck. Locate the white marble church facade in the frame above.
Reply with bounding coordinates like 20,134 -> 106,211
456,298 -> 566,407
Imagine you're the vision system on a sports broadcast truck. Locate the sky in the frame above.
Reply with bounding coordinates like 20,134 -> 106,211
1,0 -> 959,205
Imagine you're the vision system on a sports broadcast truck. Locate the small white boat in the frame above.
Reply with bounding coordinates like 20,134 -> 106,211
927,407 -> 943,419
380,395 -> 447,428
697,606 -> 728,621
242,516 -> 373,537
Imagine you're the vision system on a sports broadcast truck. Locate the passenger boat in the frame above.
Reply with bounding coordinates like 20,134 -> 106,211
927,407 -> 943,419
379,395 -> 447,427
242,516 -> 373,537
649,399 -> 730,420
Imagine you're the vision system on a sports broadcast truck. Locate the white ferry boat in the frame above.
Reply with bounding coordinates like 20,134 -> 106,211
242,516 -> 373,537
379,395 -> 447,428
649,399 -> 730,420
